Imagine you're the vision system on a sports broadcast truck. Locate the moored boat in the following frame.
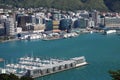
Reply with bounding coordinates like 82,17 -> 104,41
0,56 -> 87,78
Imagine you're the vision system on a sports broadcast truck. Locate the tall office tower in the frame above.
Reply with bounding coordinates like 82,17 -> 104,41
45,20 -> 53,31
4,18 -> 15,36
0,23 -> 5,36
17,15 -> 26,27
73,18 -> 88,28
91,10 -> 100,27
17,15 -> 32,31
59,19 -> 72,31
31,15 -> 36,24
99,15 -> 105,28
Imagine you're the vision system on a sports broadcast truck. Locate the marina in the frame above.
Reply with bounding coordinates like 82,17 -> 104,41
19,32 -> 79,41
0,56 -> 87,78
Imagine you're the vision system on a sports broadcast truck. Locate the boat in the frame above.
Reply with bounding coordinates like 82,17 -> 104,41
63,32 -> 78,38
0,56 -> 87,78
105,30 -> 116,34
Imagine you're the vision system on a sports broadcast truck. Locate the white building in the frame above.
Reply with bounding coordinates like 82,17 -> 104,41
0,9 -> 3,13
16,27 -> 22,34
88,20 -> 95,27
105,17 -> 120,28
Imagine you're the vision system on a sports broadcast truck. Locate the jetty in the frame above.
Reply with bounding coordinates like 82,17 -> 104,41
0,56 -> 87,78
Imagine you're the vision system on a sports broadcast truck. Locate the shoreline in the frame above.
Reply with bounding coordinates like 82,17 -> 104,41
0,38 -> 19,43
0,29 -> 105,43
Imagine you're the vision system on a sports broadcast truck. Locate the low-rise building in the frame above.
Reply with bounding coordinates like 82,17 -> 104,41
105,17 -> 120,28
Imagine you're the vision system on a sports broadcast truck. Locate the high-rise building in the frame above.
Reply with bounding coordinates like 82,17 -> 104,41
0,24 -> 5,36
99,16 -> 105,28
31,15 -> 36,24
45,20 -> 53,31
4,18 -> 15,36
0,18 -> 7,36
17,15 -> 27,27
73,18 -> 88,28
59,19 -> 72,31
88,17 -> 95,28
17,15 -> 32,31
90,10 -> 100,27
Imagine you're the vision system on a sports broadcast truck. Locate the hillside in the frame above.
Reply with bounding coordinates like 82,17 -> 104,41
0,0 -> 120,12
104,0 -> 120,12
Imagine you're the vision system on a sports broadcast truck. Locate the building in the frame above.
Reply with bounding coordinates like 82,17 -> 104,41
105,17 -> 120,28
88,20 -> 95,28
51,12 -> 62,20
90,10 -> 100,27
73,18 -> 88,29
0,9 -> 3,13
59,19 -> 72,31
0,18 -> 7,36
45,20 -> 53,31
16,27 -> 22,34
4,18 -> 15,36
0,24 -> 5,36
36,17 -> 44,24
53,20 -> 59,29
99,16 -> 105,28
17,15 -> 32,31
17,15 -> 27,28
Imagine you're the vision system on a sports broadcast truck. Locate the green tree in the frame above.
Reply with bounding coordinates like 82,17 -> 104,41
0,74 -> 10,80
104,0 -> 120,12
9,73 -> 19,80
0,0 -> 108,11
20,76 -> 34,80
109,70 -> 120,80
0,73 -> 33,80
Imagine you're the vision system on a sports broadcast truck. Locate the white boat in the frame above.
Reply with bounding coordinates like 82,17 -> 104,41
106,30 -> 116,34
0,56 -> 87,78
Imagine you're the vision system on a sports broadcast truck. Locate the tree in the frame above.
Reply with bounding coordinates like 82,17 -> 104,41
9,73 -> 19,80
0,0 -> 108,11
0,73 -> 34,80
20,76 -> 34,80
0,74 -> 11,80
109,70 -> 120,80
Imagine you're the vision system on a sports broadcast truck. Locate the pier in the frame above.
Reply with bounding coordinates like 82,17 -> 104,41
0,56 -> 87,78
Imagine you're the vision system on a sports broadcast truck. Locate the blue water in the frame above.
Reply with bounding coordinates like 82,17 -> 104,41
0,33 -> 120,80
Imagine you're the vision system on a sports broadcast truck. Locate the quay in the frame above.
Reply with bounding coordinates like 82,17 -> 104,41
0,56 -> 87,78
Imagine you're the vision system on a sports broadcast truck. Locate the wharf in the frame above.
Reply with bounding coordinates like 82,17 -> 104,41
0,56 -> 87,78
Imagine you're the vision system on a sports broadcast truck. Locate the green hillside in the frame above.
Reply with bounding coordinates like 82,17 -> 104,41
104,0 -> 120,12
0,0 -> 120,12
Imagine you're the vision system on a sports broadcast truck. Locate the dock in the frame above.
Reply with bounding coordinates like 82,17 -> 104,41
0,56 -> 87,78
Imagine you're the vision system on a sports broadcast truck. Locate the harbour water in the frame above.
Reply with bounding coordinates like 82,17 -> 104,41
0,33 -> 120,80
